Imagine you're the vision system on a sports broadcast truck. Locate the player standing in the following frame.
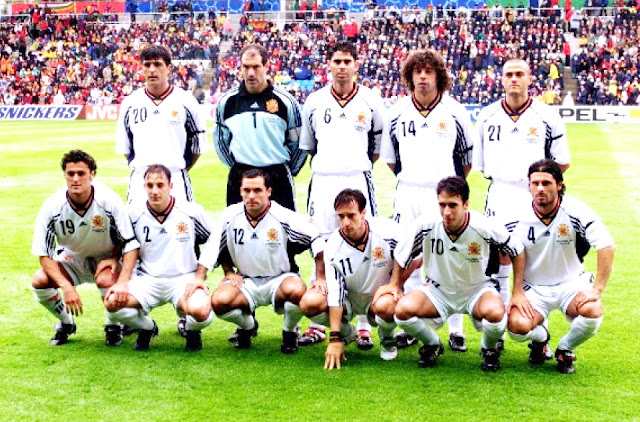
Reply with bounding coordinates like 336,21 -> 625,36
104,165 -> 216,351
381,177 -> 524,371
380,49 -> 474,352
116,44 -> 206,204
213,43 -> 306,211
473,58 -> 570,350
211,170 -> 326,354
298,41 -> 387,348
508,159 -> 614,373
31,150 -> 139,346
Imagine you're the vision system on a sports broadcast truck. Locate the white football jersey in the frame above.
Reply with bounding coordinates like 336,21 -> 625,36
380,93 -> 474,185
394,210 -> 523,298
474,98 -> 570,183
218,201 -> 325,278
32,182 -> 139,260
116,86 -> 206,171
300,84 -> 385,174
129,198 -> 217,278
326,217 -> 398,307
510,195 -> 614,286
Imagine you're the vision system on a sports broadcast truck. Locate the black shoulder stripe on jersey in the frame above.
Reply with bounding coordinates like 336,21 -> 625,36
490,235 -> 518,259
389,116 -> 402,175
184,107 -> 202,167
123,108 -> 135,165
191,217 -> 211,245
282,223 -> 312,246
406,229 -> 430,267
45,217 -> 59,257
385,238 -> 397,250
338,272 -> 346,306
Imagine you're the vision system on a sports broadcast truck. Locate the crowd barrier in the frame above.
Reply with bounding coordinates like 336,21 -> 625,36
2,104 -> 639,123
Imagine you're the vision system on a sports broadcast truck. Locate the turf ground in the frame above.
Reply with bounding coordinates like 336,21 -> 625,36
0,121 -> 638,422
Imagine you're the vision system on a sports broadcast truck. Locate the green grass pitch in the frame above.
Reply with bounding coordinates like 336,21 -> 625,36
0,121 -> 638,421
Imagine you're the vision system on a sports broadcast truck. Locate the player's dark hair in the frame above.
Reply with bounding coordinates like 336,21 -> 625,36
437,176 -> 469,202
401,49 -> 452,93
328,41 -> 358,61
334,189 -> 366,212
144,164 -> 172,181
61,150 -> 97,172
528,159 -> 566,195
140,44 -> 172,66
241,169 -> 271,189
241,43 -> 268,65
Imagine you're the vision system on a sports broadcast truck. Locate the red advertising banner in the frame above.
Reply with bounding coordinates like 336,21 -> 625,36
84,105 -> 121,121
11,1 -> 125,15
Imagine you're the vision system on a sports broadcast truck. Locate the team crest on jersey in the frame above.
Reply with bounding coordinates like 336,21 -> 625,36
466,242 -> 481,262
556,224 -> 572,245
439,121 -> 447,131
372,246 -> 389,268
468,242 -> 481,256
267,228 -> 279,242
91,216 -> 105,232
266,99 -> 279,113
175,221 -> 190,242
357,111 -> 366,124
266,227 -> 280,249
557,224 -> 569,237
526,126 -> 540,143
168,109 -> 181,125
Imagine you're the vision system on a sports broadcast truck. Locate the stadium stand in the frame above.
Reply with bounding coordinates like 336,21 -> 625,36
1,2 -> 638,105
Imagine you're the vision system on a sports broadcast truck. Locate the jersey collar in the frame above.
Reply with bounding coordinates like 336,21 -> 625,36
444,211 -> 469,242
501,97 -> 532,122
147,196 -> 175,223
66,186 -> 94,216
339,220 -> 370,252
533,196 -> 562,225
145,85 -> 174,106
412,92 -> 442,118
331,83 -> 359,108
245,201 -> 271,227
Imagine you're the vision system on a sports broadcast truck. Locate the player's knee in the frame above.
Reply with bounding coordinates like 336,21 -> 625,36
103,295 -> 121,313
483,305 -> 505,323
394,297 -> 418,321
95,272 -> 117,288
578,301 -> 603,319
211,287 -> 238,315
299,290 -> 327,316
507,314 -> 532,335
31,269 -> 51,289
371,295 -> 395,321
280,277 -> 306,301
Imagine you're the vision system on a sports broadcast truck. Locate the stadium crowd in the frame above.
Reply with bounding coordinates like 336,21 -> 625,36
1,4 -> 639,105
0,7 -> 225,105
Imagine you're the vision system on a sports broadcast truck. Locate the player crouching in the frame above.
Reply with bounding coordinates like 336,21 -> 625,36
31,150 -> 140,346
211,170 -> 325,354
508,159 -> 614,374
300,189 -> 415,369
385,177 -> 525,371
104,165 -> 215,351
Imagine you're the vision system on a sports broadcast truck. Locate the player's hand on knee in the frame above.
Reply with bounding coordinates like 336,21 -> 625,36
106,282 -> 129,309
372,284 -> 402,306
324,342 -> 346,370
509,291 -> 535,319
185,279 -> 207,299
95,257 -> 118,276
61,285 -> 83,316
574,287 -> 601,309
311,278 -> 327,295
223,272 -> 244,288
